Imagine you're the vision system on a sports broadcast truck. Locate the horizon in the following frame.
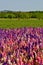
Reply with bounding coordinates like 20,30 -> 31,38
0,10 -> 43,12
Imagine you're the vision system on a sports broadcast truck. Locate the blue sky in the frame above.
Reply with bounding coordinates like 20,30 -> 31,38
0,0 -> 43,11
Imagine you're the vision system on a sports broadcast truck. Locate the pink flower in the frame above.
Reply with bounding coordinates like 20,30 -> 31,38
28,61 -> 31,65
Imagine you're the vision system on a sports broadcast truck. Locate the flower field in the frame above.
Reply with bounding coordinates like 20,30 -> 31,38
0,27 -> 43,65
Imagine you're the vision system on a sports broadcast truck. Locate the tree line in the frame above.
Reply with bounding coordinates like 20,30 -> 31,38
0,11 -> 43,19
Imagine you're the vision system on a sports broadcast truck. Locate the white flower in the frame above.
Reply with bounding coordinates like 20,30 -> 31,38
42,50 -> 43,53
0,63 -> 3,65
8,59 -> 11,64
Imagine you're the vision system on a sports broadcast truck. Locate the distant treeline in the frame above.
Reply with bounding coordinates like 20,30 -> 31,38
0,11 -> 43,19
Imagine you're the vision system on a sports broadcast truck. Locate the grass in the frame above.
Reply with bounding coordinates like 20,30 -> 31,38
0,18 -> 43,29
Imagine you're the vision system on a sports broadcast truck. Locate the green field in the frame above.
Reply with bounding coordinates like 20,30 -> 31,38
0,19 -> 43,29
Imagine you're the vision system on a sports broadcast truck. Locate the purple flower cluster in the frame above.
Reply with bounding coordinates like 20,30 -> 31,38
0,27 -> 43,65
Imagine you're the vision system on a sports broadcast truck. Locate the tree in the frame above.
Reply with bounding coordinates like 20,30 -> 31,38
31,14 -> 37,18
8,15 -> 12,18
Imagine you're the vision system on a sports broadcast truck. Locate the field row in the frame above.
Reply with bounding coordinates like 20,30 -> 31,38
0,19 -> 43,28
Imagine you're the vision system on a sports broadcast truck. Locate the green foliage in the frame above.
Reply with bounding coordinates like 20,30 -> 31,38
8,15 -> 12,18
31,14 -> 37,18
0,19 -> 43,29
0,11 -> 43,19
